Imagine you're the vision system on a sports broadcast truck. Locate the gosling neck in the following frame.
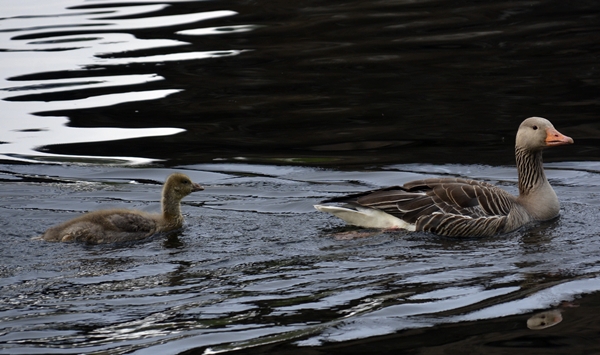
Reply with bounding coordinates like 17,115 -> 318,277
161,189 -> 184,226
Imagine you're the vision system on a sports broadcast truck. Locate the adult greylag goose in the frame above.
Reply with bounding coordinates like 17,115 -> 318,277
38,173 -> 203,244
314,117 -> 573,237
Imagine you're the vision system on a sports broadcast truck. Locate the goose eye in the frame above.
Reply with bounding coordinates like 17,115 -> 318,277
532,125 -> 538,130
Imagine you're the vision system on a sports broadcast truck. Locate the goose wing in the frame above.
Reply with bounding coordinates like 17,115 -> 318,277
327,178 -> 517,237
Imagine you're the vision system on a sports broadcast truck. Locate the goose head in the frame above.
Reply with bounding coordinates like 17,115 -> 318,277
516,117 -> 573,151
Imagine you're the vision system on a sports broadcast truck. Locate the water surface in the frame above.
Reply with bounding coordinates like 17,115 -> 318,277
2,162 -> 600,354
1,0 -> 600,354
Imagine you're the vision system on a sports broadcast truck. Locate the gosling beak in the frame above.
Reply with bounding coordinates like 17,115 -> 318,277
545,127 -> 574,146
192,183 -> 204,192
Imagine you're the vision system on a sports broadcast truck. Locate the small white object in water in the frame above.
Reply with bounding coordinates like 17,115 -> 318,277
527,309 -> 562,330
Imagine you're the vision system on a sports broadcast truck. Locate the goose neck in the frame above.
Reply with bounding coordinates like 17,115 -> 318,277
516,147 -> 546,196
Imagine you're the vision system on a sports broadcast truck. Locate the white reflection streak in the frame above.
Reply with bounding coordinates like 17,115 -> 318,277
1,8 -> 237,34
0,1 -> 245,164
91,10 -> 238,30
2,74 -> 163,95
0,90 -> 185,164
96,50 -> 247,65
177,25 -> 258,36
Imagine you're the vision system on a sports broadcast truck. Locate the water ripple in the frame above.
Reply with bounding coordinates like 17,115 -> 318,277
1,162 -> 600,353
0,1 -> 248,164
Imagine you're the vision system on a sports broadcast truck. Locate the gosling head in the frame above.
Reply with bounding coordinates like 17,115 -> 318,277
163,173 -> 204,200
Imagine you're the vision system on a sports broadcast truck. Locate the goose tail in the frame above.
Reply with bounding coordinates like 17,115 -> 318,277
314,204 -> 415,230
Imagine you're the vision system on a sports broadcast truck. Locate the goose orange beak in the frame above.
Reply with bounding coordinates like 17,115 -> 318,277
545,127 -> 574,146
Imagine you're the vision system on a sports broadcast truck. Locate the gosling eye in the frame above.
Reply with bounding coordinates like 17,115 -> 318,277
532,125 -> 538,130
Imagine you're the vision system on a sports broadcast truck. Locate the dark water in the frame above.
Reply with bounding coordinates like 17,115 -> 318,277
1,0 -> 600,354
1,0 -> 599,166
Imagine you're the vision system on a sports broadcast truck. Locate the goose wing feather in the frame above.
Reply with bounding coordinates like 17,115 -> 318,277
418,213 -> 508,237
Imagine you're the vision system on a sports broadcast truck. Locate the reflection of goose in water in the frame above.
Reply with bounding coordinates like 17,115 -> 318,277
37,173 -> 203,244
527,309 -> 563,330
315,117 -> 574,237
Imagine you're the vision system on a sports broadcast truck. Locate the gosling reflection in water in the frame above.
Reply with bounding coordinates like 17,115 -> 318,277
36,173 -> 203,244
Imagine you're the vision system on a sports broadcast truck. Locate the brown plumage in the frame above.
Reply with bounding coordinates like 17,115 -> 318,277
314,117 -> 573,237
38,173 -> 203,244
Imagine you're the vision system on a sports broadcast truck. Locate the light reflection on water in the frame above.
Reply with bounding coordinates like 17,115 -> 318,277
1,162 -> 600,354
1,0 -> 597,167
0,1 -> 246,164
2,89 -> 184,164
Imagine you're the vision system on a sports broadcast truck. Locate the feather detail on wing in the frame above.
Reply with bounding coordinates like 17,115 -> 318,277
320,178 -> 518,237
